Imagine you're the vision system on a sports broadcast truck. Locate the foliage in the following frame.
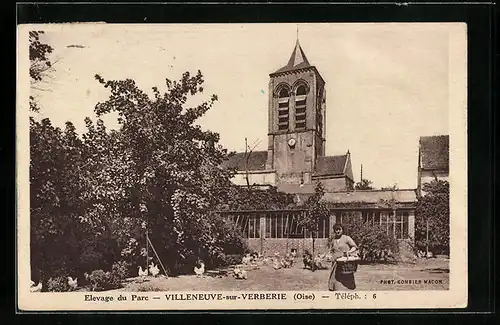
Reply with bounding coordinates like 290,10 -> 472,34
355,178 -> 374,190
216,254 -> 243,267
46,276 -> 71,292
415,180 -> 450,255
218,186 -> 296,211
29,30 -> 53,82
137,283 -> 163,292
297,183 -> 330,255
339,213 -> 400,262
29,30 -> 54,112
30,69 -> 247,282
87,269 -> 121,291
30,118 -> 91,281
111,261 -> 132,280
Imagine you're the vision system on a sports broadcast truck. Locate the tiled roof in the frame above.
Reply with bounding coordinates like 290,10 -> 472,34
322,189 -> 417,204
313,155 -> 347,176
221,151 -> 268,171
419,135 -> 449,170
272,41 -> 312,75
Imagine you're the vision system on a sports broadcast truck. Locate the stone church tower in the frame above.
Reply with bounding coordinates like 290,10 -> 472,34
223,39 -> 354,193
266,40 -> 327,185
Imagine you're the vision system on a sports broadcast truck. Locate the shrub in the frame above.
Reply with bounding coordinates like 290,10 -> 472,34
137,283 -> 163,292
217,253 -> 243,267
47,276 -> 71,292
340,216 -> 400,263
415,180 -> 450,255
111,260 -> 131,280
88,269 -> 122,291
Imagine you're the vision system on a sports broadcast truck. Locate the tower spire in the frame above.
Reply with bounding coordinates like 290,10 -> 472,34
296,25 -> 299,43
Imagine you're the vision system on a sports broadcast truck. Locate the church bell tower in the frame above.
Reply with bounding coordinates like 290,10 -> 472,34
265,39 -> 327,185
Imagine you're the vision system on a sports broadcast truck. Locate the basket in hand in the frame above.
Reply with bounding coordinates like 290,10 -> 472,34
336,256 -> 360,274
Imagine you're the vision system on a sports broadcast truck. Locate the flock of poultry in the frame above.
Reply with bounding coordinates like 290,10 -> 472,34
30,276 -> 78,293
29,251 -> 337,292
137,262 -> 161,277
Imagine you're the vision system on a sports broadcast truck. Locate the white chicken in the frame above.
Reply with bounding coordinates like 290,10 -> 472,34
138,266 -> 148,277
241,253 -> 252,265
149,263 -> 160,277
273,258 -> 282,270
194,260 -> 205,277
30,281 -> 42,293
67,276 -> 78,290
233,267 -> 247,280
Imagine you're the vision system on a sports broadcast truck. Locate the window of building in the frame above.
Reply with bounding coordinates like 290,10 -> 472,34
362,210 -> 410,240
334,211 -> 355,225
277,88 -> 290,131
265,212 -> 329,239
229,214 -> 260,239
295,85 -> 307,129
362,211 -> 381,226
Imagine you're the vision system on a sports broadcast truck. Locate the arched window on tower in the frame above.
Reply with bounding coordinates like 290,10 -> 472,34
295,85 -> 307,129
277,88 -> 290,131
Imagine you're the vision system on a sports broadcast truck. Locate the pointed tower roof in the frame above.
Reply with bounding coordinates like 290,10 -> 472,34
272,40 -> 312,75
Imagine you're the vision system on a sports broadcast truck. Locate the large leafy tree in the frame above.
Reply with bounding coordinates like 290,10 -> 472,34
29,30 -> 54,112
92,71 -> 237,274
415,180 -> 450,255
30,118 -> 88,281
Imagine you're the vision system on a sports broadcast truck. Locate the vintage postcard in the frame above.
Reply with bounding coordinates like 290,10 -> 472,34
17,23 -> 468,311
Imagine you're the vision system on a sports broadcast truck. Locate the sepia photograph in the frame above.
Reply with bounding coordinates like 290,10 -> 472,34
17,22 -> 467,310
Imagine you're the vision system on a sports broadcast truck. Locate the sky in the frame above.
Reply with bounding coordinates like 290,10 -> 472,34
28,23 -> 460,189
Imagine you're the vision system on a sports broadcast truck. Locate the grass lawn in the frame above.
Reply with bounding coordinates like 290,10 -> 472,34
117,257 -> 449,292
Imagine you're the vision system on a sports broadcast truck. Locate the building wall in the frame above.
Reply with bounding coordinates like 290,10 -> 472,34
230,171 -> 276,187
419,169 -> 449,195
273,131 -> 315,184
247,238 -> 330,257
313,177 -> 349,192
242,211 -> 415,258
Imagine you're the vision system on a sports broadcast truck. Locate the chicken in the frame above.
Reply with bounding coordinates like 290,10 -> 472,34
233,267 -> 247,280
67,277 -> 78,290
149,263 -> 160,277
194,260 -> 205,277
138,266 -> 148,277
303,250 -> 314,270
30,281 -> 42,293
273,258 -> 282,270
313,254 -> 324,270
242,253 -> 252,265
280,255 -> 292,268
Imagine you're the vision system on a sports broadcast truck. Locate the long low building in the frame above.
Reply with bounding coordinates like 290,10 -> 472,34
220,189 -> 417,259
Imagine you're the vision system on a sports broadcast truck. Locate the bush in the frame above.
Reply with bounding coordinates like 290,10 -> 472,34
340,216 -> 400,262
415,180 -> 450,255
47,276 -> 71,292
217,253 -> 243,267
88,269 -> 122,291
111,260 -> 131,280
137,283 -> 163,292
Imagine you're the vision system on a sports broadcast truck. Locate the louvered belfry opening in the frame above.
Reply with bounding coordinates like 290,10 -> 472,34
295,85 -> 307,129
278,88 -> 290,131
